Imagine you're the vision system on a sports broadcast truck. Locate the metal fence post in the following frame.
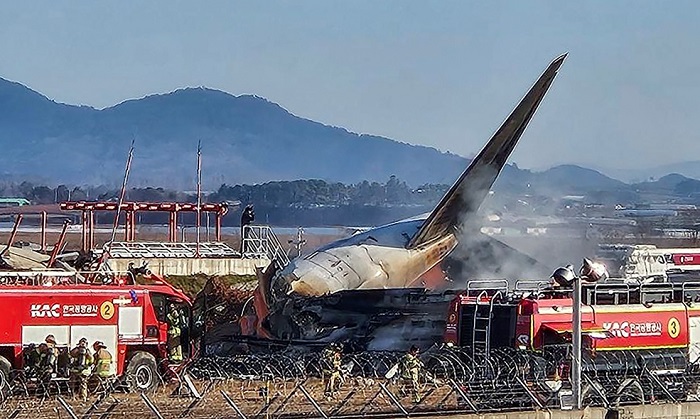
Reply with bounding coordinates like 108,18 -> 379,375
268,380 -> 302,418
329,389 -> 356,417
140,392 -> 165,419
97,401 -> 120,419
450,379 -> 478,413
515,376 -> 546,410
57,395 -> 79,419
299,384 -> 329,419
221,389 -> 248,419
379,382 -> 408,417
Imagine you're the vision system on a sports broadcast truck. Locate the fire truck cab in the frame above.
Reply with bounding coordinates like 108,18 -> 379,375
0,270 -> 193,393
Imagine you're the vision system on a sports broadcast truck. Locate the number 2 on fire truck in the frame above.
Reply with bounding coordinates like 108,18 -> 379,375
100,301 -> 115,320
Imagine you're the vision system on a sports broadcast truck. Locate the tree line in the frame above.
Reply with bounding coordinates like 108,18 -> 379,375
0,176 -> 449,208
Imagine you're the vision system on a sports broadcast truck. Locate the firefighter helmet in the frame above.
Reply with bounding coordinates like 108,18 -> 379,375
551,265 -> 576,287
580,258 -> 608,282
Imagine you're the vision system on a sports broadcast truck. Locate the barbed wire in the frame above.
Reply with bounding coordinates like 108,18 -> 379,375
4,345 -> 700,417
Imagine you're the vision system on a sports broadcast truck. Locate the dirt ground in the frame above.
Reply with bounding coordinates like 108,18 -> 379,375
0,377 -> 467,419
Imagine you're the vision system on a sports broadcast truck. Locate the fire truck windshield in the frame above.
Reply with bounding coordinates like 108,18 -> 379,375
151,293 -> 190,324
151,292 -> 192,360
151,293 -> 168,323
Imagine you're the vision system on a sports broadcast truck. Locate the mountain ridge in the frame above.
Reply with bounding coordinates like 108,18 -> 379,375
0,77 -> 476,188
1,76 -> 698,202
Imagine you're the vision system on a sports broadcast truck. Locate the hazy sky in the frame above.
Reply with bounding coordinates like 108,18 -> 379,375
1,1 -> 699,173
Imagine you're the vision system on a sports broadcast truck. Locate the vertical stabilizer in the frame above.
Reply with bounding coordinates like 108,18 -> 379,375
408,54 -> 567,249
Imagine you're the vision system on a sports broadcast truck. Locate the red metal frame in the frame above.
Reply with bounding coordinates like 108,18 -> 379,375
59,201 -> 230,251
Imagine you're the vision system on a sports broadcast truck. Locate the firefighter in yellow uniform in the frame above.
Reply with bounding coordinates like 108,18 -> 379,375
24,343 -> 41,374
399,345 -> 423,403
321,342 -> 343,398
167,303 -> 183,362
92,341 -> 113,378
41,334 -> 57,375
70,338 -> 93,401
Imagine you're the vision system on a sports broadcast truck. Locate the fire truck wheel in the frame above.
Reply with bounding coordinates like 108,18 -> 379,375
0,356 -> 10,400
126,351 -> 158,392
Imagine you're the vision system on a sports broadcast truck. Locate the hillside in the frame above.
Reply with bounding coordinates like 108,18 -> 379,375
0,78 -> 473,188
3,76 -> 699,206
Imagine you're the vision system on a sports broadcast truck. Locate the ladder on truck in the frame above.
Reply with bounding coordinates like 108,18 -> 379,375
471,290 -> 502,361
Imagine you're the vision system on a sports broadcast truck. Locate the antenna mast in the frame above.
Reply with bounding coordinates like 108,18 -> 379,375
196,141 -> 202,257
103,140 -> 135,265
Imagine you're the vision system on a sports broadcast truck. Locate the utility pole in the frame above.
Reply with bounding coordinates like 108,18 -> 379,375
571,276 -> 582,410
553,262 -> 588,411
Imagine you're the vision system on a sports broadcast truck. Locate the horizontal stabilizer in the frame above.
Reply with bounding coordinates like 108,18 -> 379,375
408,54 -> 567,249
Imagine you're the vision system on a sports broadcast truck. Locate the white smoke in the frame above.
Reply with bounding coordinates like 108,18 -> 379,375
441,165 -> 598,289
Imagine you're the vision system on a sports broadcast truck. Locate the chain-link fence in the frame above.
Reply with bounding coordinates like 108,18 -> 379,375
2,346 -> 700,418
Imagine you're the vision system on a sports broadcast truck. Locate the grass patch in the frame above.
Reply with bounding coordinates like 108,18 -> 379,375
139,274 -> 256,299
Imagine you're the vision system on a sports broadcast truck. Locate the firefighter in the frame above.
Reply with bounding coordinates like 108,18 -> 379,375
56,346 -> 71,377
92,341 -> 114,378
45,334 -> 56,347
23,343 -> 41,377
69,338 -> 93,401
321,342 -> 343,398
399,345 -> 423,403
42,334 -> 57,373
167,303 -> 183,362
35,343 -> 53,381
240,204 -> 255,253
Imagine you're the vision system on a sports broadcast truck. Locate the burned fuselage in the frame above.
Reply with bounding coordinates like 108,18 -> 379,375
249,54 -> 567,350
269,217 -> 457,299
265,287 -> 458,351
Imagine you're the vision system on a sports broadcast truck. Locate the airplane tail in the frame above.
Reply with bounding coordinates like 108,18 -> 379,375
407,54 -> 567,249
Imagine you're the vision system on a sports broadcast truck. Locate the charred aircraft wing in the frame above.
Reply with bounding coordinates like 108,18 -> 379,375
407,54 -> 567,249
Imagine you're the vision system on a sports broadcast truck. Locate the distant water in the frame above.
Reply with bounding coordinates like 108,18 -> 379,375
267,227 -> 347,236
171,226 -> 348,236
0,222 -> 120,234
0,222 -> 349,237
134,225 -> 349,236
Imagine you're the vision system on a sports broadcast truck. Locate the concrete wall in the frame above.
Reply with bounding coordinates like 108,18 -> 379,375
421,402 -> 700,419
110,256 -> 270,276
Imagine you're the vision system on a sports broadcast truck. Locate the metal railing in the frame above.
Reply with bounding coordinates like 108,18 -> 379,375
105,241 -> 240,259
241,225 -> 289,267
0,269 -> 151,287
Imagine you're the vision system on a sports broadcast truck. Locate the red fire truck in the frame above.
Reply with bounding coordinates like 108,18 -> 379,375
441,280 -> 700,403
444,280 -> 700,372
0,270 -> 192,393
